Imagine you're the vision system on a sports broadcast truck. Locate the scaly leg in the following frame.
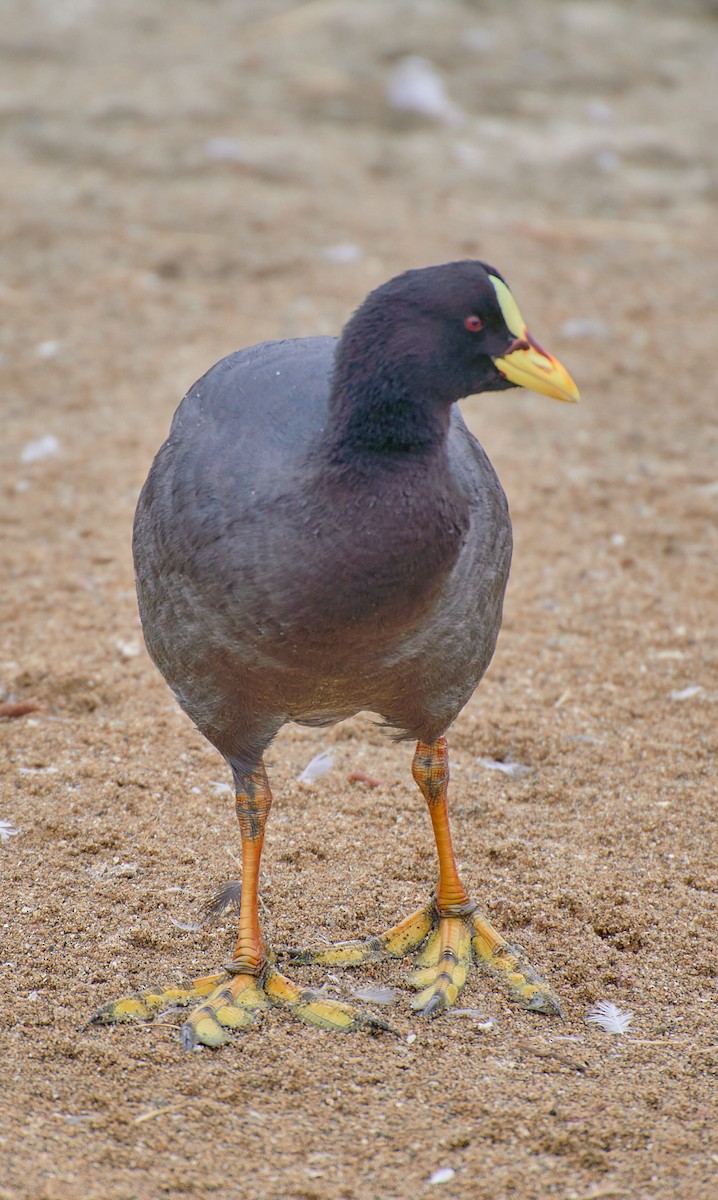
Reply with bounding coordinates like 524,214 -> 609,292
284,738 -> 562,1017
92,760 -> 389,1046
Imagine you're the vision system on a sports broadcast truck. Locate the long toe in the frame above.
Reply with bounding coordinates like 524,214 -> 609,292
407,917 -> 472,1016
281,903 -> 434,968
263,967 -> 394,1033
91,972 -> 226,1026
470,909 -> 562,1015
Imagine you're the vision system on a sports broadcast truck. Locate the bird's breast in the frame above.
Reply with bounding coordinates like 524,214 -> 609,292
269,456 -> 470,640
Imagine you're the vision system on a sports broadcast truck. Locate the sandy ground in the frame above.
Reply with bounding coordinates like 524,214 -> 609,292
1,1 -> 717,1197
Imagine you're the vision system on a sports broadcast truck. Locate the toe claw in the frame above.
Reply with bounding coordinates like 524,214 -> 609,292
524,990 -> 564,1018
181,1022 -> 198,1051
421,995 -> 444,1018
186,1006 -> 228,1048
360,1014 -> 397,1036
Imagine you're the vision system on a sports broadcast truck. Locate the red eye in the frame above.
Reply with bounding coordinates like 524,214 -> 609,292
464,315 -> 483,332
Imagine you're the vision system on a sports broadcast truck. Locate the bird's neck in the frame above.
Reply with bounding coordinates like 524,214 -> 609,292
325,327 -> 452,459
327,382 -> 450,459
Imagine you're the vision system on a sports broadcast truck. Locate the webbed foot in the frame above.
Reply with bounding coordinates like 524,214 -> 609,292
92,963 -> 392,1048
282,899 -> 561,1018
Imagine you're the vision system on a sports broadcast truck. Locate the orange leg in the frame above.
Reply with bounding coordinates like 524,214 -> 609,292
93,741 -> 560,1045
412,737 -> 473,916
177,760 -> 386,1045
93,756 -> 390,1046
285,737 -> 561,1019
227,762 -> 272,974
409,737 -> 561,1016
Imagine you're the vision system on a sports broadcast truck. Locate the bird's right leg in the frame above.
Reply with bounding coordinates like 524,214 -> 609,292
179,761 -> 388,1044
92,760 -> 389,1046
175,761 -> 275,1048
91,763 -> 275,1043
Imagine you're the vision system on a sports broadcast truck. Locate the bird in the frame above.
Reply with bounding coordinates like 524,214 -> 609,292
94,259 -> 579,1048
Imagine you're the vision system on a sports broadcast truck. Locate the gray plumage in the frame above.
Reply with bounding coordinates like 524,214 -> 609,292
133,263 -> 516,788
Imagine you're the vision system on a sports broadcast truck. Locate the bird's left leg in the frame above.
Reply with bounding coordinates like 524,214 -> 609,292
284,738 -> 561,1018
403,737 -> 477,1015
282,738 -> 474,1010
408,738 -> 561,1015
279,738 -> 476,1008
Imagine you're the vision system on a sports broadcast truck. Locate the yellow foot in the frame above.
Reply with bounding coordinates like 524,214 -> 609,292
282,901 -> 562,1018
469,908 -> 562,1015
283,902 -> 435,967
91,964 -> 392,1048
407,915 -> 473,1015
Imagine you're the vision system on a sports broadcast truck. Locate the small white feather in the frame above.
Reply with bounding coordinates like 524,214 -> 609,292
387,57 -> 463,126
670,685 -> 703,702
428,1167 -> 455,1185
0,819 -> 19,843
20,434 -> 61,463
321,243 -> 362,265
585,1000 -> 633,1034
477,755 -> 531,778
297,750 -> 334,784
347,984 -> 399,1006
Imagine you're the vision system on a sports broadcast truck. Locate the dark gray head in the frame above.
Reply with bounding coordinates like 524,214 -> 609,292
329,260 -> 578,455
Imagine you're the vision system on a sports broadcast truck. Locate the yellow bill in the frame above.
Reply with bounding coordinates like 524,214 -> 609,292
489,274 -> 580,404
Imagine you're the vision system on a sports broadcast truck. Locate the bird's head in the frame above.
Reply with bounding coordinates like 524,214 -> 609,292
363,259 -> 580,406
330,259 -> 579,455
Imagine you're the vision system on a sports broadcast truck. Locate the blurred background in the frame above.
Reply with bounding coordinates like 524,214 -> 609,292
2,0 -> 716,372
